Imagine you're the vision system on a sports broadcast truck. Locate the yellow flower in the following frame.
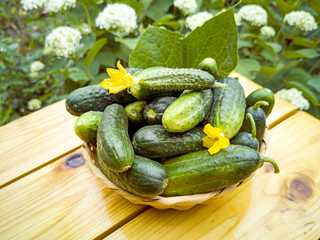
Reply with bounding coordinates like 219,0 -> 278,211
99,61 -> 138,93
202,124 -> 230,155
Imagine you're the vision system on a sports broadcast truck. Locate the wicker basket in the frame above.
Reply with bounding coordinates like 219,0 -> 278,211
82,129 -> 269,210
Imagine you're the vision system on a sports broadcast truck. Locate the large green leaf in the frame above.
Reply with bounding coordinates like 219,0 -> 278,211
129,8 -> 238,77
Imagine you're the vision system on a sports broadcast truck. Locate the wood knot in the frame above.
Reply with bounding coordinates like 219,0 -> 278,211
65,153 -> 85,168
286,176 -> 313,202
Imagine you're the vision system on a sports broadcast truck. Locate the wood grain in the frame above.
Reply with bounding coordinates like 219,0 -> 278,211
0,150 -> 147,240
105,111 -> 320,240
0,100 -> 82,187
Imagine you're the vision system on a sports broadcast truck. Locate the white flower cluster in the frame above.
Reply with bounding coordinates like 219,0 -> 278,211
28,99 -> 42,111
96,3 -> 137,36
260,26 -> 275,37
276,88 -> 310,110
284,10 -> 318,32
45,26 -> 82,58
20,0 -> 46,10
78,23 -> 91,35
238,4 -> 268,26
30,61 -> 45,72
20,0 -> 76,12
173,0 -> 197,15
186,12 -> 213,31
234,13 -> 241,26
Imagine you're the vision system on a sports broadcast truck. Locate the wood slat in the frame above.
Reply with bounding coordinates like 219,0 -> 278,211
0,150 -> 147,240
105,111 -> 320,240
0,100 -> 82,187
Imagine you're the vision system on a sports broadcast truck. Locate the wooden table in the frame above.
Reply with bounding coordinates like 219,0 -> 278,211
1,73 -> 319,240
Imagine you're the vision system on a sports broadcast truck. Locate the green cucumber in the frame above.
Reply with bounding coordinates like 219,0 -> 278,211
97,104 -> 134,172
162,89 -> 213,133
110,89 -> 137,105
231,113 -> 259,150
162,145 -> 279,197
74,111 -> 102,144
132,125 -> 205,159
66,85 -> 113,116
125,101 -> 147,126
197,58 -> 219,79
143,96 -> 177,125
246,88 -> 275,117
240,101 -> 268,142
130,84 -> 181,101
209,77 -> 246,139
97,153 -> 169,197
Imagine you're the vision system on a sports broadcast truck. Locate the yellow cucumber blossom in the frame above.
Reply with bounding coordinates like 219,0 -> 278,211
202,124 -> 230,155
99,61 -> 138,93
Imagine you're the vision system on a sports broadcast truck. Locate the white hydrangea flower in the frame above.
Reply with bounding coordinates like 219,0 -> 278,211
46,0 -> 76,13
30,61 -> 45,72
238,4 -> 268,26
284,10 -> 318,32
45,26 -> 82,58
78,23 -> 91,35
96,3 -> 137,36
186,12 -> 213,30
234,13 -> 241,26
28,99 -> 42,111
174,0 -> 197,15
276,88 -> 310,110
20,0 -> 46,11
260,26 -> 275,37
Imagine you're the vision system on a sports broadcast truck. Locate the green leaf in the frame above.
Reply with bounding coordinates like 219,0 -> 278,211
255,40 -> 282,53
260,48 -> 276,63
285,81 -> 320,106
282,48 -> 320,59
129,7 -> 238,77
69,72 -> 90,82
90,72 -> 109,85
307,78 -> 320,93
238,40 -> 253,48
115,37 -> 139,50
259,66 -> 277,78
292,37 -> 317,50
283,68 -> 311,84
116,0 -> 143,13
83,38 -> 107,67
145,0 -> 172,20
236,59 -> 261,79
96,51 -> 116,67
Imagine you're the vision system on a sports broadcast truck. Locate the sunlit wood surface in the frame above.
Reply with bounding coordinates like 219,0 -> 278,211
1,73 -> 318,240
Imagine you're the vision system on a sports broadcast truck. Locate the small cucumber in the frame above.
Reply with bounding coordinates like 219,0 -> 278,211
125,101 -> 147,126
231,113 -> 259,150
162,145 -> 279,197
97,153 -> 169,197
132,125 -> 205,159
209,77 -> 246,139
246,88 -> 275,117
97,104 -> 134,172
240,101 -> 268,142
74,111 -> 102,144
162,89 -> 213,133
143,96 -> 177,125
197,57 -> 219,79
66,85 -> 113,116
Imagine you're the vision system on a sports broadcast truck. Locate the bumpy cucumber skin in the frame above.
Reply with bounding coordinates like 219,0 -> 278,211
209,77 -> 246,139
110,89 -> 137,105
74,111 -> 102,144
97,104 -> 134,172
97,153 -> 169,197
134,67 -> 215,91
131,84 -> 182,101
231,132 -> 259,150
143,96 -> 177,125
132,125 -> 206,159
240,107 -> 266,142
66,85 -> 113,116
162,89 -> 213,133
246,88 -> 275,117
162,145 -> 263,196
125,101 -> 147,125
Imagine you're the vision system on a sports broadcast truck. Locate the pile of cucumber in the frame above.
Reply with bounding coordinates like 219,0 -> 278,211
66,66 -> 279,198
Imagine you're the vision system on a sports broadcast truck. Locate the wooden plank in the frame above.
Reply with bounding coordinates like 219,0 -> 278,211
0,150 -> 147,240
230,72 -> 299,129
105,111 -> 320,240
0,100 -> 82,187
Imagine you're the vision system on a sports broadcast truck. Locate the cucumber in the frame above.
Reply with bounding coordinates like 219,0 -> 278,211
209,77 -> 246,139
162,89 -> 213,133
110,89 -> 137,105
130,84 -> 182,101
240,101 -> 268,142
162,145 -> 279,197
132,67 -> 225,92
74,111 -> 102,144
97,104 -> 134,172
197,57 -> 219,79
66,85 -> 114,116
125,101 -> 147,127
97,153 -> 169,197
231,113 -> 259,150
132,125 -> 205,159
143,96 -> 177,125
246,88 -> 275,117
